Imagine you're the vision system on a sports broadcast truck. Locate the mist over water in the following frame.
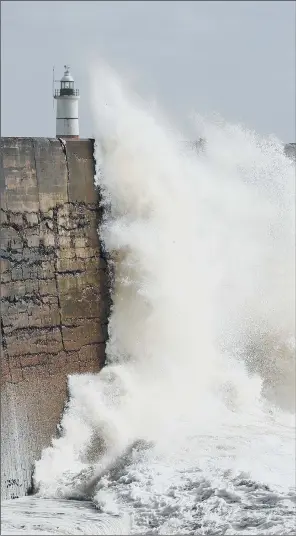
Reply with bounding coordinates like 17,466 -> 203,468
28,65 -> 296,534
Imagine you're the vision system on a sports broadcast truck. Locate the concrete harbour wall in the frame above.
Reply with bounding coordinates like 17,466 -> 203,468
0,137 -> 109,500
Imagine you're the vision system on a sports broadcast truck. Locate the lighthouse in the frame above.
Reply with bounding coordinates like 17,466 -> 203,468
54,65 -> 80,138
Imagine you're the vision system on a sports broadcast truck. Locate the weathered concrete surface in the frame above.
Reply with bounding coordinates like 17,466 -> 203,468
0,138 -> 109,500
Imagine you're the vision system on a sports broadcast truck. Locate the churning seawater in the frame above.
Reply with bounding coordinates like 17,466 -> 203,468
2,64 -> 295,535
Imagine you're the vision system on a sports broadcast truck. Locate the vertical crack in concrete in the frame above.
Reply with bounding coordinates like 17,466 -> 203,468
32,137 -> 40,201
53,138 -> 72,353
55,138 -> 70,352
58,138 -> 70,202
52,207 -> 66,353
1,317 -> 7,351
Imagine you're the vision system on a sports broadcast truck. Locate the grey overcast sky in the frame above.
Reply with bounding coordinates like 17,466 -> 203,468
1,0 -> 295,142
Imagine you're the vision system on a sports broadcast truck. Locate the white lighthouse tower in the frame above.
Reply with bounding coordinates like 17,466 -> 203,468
54,65 -> 80,138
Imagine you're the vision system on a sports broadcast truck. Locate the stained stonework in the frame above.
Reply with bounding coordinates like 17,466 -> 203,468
0,138 -> 109,500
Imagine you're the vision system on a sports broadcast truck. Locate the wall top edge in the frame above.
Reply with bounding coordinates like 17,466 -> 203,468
0,137 -> 95,142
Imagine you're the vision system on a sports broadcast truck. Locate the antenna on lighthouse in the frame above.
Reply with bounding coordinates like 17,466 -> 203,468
53,65 -> 80,139
52,66 -> 55,110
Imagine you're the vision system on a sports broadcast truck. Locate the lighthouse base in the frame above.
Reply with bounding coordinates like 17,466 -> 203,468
56,135 -> 80,139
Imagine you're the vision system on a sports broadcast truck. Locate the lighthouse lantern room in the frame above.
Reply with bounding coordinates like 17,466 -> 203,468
54,65 -> 80,138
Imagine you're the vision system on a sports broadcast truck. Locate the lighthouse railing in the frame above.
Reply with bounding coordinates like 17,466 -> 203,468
54,89 -> 80,97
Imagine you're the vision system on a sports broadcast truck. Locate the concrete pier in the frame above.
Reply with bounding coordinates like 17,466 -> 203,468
0,137 -> 109,499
